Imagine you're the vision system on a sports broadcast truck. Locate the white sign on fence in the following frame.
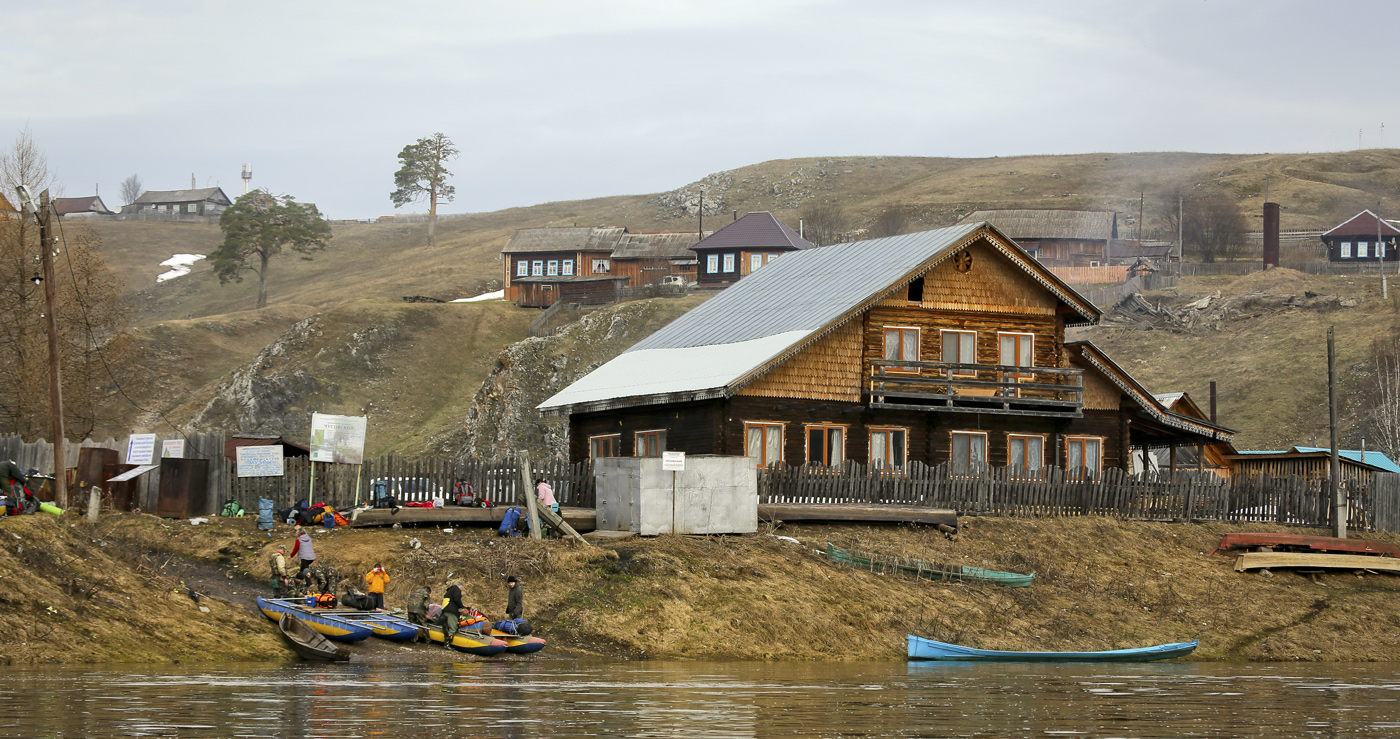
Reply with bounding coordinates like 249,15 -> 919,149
126,434 -> 157,465
161,439 -> 185,458
662,451 -> 686,471
309,413 -> 368,464
236,445 -> 284,478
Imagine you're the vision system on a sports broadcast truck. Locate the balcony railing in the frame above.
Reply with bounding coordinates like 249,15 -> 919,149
869,360 -> 1084,418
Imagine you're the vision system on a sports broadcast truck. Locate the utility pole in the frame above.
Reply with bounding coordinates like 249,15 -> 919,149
1177,196 -> 1183,277
1328,326 -> 1345,538
16,188 -> 67,508
1379,202 -> 1388,300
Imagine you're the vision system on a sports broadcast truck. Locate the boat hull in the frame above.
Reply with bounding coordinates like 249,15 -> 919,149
489,629 -> 547,654
424,625 -> 509,656
257,598 -> 373,643
278,613 -> 350,662
907,635 -> 1198,662
331,611 -> 421,641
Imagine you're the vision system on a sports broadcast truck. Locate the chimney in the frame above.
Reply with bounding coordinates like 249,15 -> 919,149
191,173 -> 196,189
1263,202 -> 1280,269
799,218 -> 804,239
1209,381 -> 1217,424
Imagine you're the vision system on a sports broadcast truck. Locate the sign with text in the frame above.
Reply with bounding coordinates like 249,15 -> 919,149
126,434 -> 157,465
309,413 -> 368,464
236,445 -> 284,478
161,439 -> 185,458
662,451 -> 686,471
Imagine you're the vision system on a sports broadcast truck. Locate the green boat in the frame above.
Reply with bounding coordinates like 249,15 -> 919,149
825,543 -> 1034,587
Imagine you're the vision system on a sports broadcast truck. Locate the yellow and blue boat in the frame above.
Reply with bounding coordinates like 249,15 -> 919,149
488,629 -> 547,654
256,597 -> 373,643
424,625 -> 509,656
332,611 -> 421,642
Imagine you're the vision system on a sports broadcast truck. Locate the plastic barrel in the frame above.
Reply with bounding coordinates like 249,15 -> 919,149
39,502 -> 63,516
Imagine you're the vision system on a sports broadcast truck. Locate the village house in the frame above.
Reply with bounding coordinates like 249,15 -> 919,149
956,208 -> 1116,268
539,222 -> 1232,473
1229,446 -> 1400,488
52,195 -> 115,219
1320,210 -> 1400,262
609,231 -> 703,285
123,187 -> 233,217
690,211 -> 814,288
501,227 -> 706,308
0,192 -> 17,220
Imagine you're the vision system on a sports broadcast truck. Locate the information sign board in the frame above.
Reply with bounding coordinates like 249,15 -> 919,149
662,451 -> 686,471
236,445 -> 285,478
161,439 -> 185,458
309,413 -> 368,464
126,434 -> 157,465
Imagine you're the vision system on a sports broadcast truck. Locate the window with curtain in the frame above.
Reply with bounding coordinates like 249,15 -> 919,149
745,423 -> 784,468
562,260 -> 574,275
1066,436 -> 1103,479
1341,242 -> 1352,258
532,261 -> 544,276
589,434 -> 621,459
941,330 -> 976,375
750,253 -> 763,272
634,430 -> 665,458
805,425 -> 844,467
1360,241 -> 1370,258
883,327 -> 920,370
722,254 -> 735,273
516,260 -> 528,277
547,260 -> 559,276
1008,434 -> 1044,477
950,431 -> 987,471
870,428 -> 907,470
707,255 -> 719,273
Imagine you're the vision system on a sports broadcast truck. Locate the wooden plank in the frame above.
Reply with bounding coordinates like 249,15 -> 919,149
1234,552 -> 1400,573
757,503 -> 956,528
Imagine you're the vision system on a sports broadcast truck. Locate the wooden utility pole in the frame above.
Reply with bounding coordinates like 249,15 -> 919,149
37,191 -> 66,508
1328,326 -> 1345,538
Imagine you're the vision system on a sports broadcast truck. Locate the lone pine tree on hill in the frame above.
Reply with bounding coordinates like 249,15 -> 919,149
212,189 -> 331,309
390,132 -> 458,246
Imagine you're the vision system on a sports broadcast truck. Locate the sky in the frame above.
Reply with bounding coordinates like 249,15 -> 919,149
3,0 -> 1398,220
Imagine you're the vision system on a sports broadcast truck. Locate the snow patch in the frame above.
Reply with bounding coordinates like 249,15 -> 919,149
157,254 -> 206,282
451,289 -> 504,303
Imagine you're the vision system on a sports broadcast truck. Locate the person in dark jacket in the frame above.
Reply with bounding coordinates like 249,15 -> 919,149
505,575 -> 523,620
442,583 -> 464,650
406,585 -> 432,643
0,460 -> 27,496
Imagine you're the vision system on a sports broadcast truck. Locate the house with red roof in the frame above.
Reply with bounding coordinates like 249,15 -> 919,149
1321,210 -> 1400,262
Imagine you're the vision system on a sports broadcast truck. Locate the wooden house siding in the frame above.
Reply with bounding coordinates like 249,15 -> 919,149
1081,369 -> 1122,410
737,320 -> 864,402
863,307 -> 1061,372
569,400 -> 725,460
917,241 -> 1059,316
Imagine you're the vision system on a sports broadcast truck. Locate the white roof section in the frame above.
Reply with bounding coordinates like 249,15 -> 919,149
538,330 -> 812,412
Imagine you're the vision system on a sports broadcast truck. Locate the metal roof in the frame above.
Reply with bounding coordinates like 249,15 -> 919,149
689,211 -> 814,252
502,226 -> 627,254
957,208 -> 1116,242
1321,210 -> 1400,239
53,196 -> 113,215
133,187 -> 232,205
1290,446 -> 1400,474
611,232 -> 704,259
540,222 -> 1100,414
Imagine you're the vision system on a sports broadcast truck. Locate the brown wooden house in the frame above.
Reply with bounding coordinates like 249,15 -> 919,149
501,227 -> 627,304
540,222 -> 1232,472
125,187 -> 233,216
690,212 -> 814,287
956,209 -> 1116,267
1321,210 -> 1400,262
53,195 -> 115,219
610,232 -> 703,285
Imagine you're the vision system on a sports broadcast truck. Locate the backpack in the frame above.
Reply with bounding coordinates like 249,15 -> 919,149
220,499 -> 244,517
342,592 -> 375,610
315,593 -> 337,608
497,507 -> 526,537
493,618 -> 532,636
256,498 -> 275,530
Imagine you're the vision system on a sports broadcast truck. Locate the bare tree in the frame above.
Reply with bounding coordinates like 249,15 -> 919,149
1367,335 -> 1400,460
800,201 -> 847,246
0,125 -> 53,199
868,205 -> 912,239
1156,186 -> 1247,263
119,174 -> 143,206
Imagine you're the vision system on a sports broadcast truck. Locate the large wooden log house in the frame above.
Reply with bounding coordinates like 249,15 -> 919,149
539,222 -> 1232,473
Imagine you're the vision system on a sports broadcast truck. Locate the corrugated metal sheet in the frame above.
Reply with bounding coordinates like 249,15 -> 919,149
1321,210 -> 1400,238
957,208 -> 1115,242
1291,446 -> 1400,474
53,196 -> 113,215
689,212 -> 814,252
611,232 -> 703,259
133,187 -> 231,205
503,226 -> 628,254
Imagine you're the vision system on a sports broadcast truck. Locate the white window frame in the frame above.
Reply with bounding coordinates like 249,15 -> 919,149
634,429 -> 666,458
562,260 -> 574,276
589,433 -> 621,459
187,203 -> 198,213
531,260 -> 544,276
745,422 -> 785,468
940,329 -> 977,376
1007,434 -> 1046,477
1065,436 -> 1104,479
1341,242 -> 1352,258
592,258 -> 610,274
1360,241 -> 1370,259
869,427 -> 908,470
950,431 -> 988,471
1381,242 -> 1388,260
750,253 -> 763,272
707,254 -> 719,273
722,254 -> 736,273
516,260 -> 529,277
804,424 -> 847,468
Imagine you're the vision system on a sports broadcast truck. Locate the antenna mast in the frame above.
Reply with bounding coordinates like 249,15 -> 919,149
241,163 -> 253,195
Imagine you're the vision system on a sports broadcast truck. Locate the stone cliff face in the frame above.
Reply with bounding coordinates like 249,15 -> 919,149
457,298 -> 701,462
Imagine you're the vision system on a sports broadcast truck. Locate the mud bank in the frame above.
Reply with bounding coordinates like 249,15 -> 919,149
4,511 -> 1400,665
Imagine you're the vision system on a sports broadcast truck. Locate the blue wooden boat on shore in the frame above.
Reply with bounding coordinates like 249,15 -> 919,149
256,598 -> 372,643
907,635 -> 1198,662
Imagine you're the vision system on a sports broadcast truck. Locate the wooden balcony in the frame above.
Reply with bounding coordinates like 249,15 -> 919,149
868,360 -> 1084,418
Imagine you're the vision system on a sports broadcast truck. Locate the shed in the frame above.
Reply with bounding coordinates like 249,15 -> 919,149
956,209 -> 1116,267
512,275 -> 630,308
1227,446 -> 1399,488
53,196 -> 115,218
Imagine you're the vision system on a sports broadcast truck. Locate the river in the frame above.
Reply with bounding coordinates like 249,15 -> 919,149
1,660 -> 1398,737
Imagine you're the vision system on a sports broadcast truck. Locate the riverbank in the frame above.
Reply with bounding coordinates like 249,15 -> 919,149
4,510 -> 1400,665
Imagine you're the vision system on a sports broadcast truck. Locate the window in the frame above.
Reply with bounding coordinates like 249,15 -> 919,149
722,254 -> 735,273
547,260 -> 559,276
1381,242 -> 1388,260
562,260 -> 574,275
1089,260 -> 1100,267
1342,242 -> 1352,258
908,277 -> 924,303
589,434 -> 621,459
592,259 -> 610,274
707,254 -> 719,273
869,427 -> 908,470
532,261 -> 544,276
941,330 -> 976,374
187,203 -> 198,213
998,332 -> 1034,396
1008,434 -> 1045,476
745,422 -> 784,468
751,253 -> 763,272
1360,241 -> 1370,258
950,431 -> 988,471
883,326 -> 920,368
1066,436 -> 1103,479
634,430 -> 666,458
516,260 -> 529,277
806,425 -> 845,467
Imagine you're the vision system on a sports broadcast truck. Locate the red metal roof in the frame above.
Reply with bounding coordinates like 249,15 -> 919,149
1322,210 -> 1400,239
689,212 -> 814,252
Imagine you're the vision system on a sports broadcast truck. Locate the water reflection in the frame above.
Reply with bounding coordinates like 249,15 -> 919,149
0,660 -> 1398,737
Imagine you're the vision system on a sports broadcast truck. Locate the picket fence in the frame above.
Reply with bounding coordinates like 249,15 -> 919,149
758,462 -> 1400,533
227,455 -> 595,513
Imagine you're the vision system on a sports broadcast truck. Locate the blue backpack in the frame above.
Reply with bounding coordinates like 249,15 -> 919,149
256,498 -> 275,530
497,507 -> 527,537
493,618 -> 532,636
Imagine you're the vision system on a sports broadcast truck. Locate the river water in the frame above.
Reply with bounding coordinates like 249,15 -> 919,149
1,660 -> 1398,738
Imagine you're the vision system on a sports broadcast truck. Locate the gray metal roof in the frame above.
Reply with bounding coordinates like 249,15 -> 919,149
133,187 -> 232,205
689,211 -> 814,252
502,226 -> 627,254
610,232 -> 704,259
957,208 -> 1115,241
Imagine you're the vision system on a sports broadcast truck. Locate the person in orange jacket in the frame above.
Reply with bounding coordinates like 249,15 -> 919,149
364,564 -> 390,611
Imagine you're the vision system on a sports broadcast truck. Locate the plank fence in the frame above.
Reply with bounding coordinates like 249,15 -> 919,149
227,455 -> 595,513
759,462 -> 1400,534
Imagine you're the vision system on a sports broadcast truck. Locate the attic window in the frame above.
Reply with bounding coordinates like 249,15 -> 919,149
907,277 -> 924,303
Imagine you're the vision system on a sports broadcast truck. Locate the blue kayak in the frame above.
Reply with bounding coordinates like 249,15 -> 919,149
908,635 -> 1198,662
256,597 -> 373,643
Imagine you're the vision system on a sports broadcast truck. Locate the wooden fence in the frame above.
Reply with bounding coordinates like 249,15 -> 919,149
227,455 -> 595,512
759,462 -> 1400,533
1048,265 -> 1129,284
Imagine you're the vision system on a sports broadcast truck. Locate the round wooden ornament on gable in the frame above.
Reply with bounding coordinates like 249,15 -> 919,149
953,250 -> 974,273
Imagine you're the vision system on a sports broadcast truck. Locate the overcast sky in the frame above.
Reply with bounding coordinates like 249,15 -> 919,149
4,1 -> 1396,219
